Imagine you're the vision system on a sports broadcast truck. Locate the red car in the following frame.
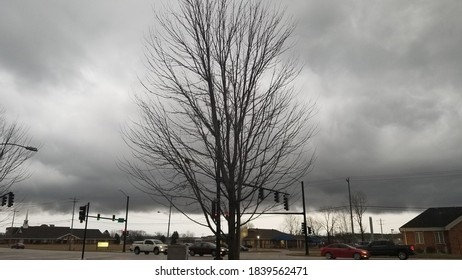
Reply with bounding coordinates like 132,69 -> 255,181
320,243 -> 370,260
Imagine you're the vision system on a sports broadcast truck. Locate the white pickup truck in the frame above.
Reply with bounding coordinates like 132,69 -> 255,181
130,239 -> 168,255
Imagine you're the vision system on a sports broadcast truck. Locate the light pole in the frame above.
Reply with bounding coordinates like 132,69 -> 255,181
119,190 -> 129,253
0,143 -> 38,158
157,200 -> 172,244
167,200 -> 172,244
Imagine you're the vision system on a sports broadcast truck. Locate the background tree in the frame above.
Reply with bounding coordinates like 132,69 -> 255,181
320,207 -> 337,244
307,216 -> 322,236
336,209 -> 348,234
122,0 -> 315,259
352,191 -> 368,241
170,231 -> 179,244
181,230 -> 196,238
114,233 -> 121,244
281,214 -> 301,235
334,208 -> 351,243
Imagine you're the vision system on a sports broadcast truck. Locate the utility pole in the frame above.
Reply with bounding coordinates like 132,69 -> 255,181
119,190 -> 129,253
379,218 -> 384,239
11,209 -> 17,227
167,199 -> 172,244
69,198 -> 77,251
369,216 -> 374,241
123,195 -> 129,252
81,202 -> 89,260
346,177 -> 355,243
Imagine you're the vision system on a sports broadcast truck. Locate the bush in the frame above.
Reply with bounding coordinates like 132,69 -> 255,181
425,246 -> 436,254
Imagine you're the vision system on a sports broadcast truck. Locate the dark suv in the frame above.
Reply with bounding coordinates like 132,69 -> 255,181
188,242 -> 228,257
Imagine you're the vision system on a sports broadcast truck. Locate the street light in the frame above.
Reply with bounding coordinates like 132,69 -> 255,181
119,190 -> 129,253
157,199 -> 172,244
0,143 -> 38,158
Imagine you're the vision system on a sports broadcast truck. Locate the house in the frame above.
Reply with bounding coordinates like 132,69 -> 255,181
399,207 -> 462,254
3,224 -> 112,245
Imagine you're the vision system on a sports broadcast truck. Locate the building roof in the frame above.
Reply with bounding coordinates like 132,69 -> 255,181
400,207 -> 462,229
5,225 -> 112,240
244,228 -> 297,241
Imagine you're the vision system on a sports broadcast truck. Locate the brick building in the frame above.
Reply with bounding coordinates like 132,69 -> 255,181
400,207 -> 462,254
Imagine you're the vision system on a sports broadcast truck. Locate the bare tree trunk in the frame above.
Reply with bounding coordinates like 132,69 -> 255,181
352,191 -> 368,241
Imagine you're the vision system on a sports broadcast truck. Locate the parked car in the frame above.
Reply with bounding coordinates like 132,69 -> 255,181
188,242 -> 228,257
320,243 -> 370,260
357,240 -> 415,260
11,242 -> 25,249
355,241 -> 370,247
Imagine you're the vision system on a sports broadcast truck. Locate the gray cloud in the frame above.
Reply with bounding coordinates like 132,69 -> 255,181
1,0 -> 461,222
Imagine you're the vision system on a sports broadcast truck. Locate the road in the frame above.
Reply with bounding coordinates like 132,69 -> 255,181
0,247 -> 323,260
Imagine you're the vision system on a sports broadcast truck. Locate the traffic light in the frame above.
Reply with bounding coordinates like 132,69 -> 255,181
308,226 -> 312,235
79,205 -> 87,223
283,194 -> 289,210
301,222 -> 307,235
7,192 -> 14,207
274,191 -> 280,203
258,188 -> 264,200
1,195 -> 6,206
112,215 -> 116,221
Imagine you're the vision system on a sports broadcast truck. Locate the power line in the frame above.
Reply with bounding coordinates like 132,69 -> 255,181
305,168 -> 462,186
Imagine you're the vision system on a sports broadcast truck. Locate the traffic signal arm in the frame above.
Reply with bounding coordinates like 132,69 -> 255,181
87,214 -> 125,222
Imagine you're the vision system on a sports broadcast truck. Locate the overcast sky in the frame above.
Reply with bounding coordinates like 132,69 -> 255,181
1,0 -> 461,235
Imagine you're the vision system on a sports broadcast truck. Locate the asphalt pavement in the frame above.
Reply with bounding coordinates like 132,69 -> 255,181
0,247 -> 320,260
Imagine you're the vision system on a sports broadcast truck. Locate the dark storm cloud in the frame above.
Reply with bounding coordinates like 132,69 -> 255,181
2,0 -> 462,220
287,0 -> 462,212
1,0 -> 155,214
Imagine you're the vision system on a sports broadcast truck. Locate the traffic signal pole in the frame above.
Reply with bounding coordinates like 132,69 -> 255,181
243,182 -> 310,255
81,202 -> 89,260
301,181 -> 309,255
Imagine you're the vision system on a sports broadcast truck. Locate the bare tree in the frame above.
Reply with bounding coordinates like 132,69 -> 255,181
352,191 -> 368,241
0,109 -> 37,200
181,230 -> 196,238
319,207 -> 337,244
307,216 -> 322,236
335,208 -> 351,243
282,214 -> 301,235
122,0 -> 315,259
337,209 -> 350,233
